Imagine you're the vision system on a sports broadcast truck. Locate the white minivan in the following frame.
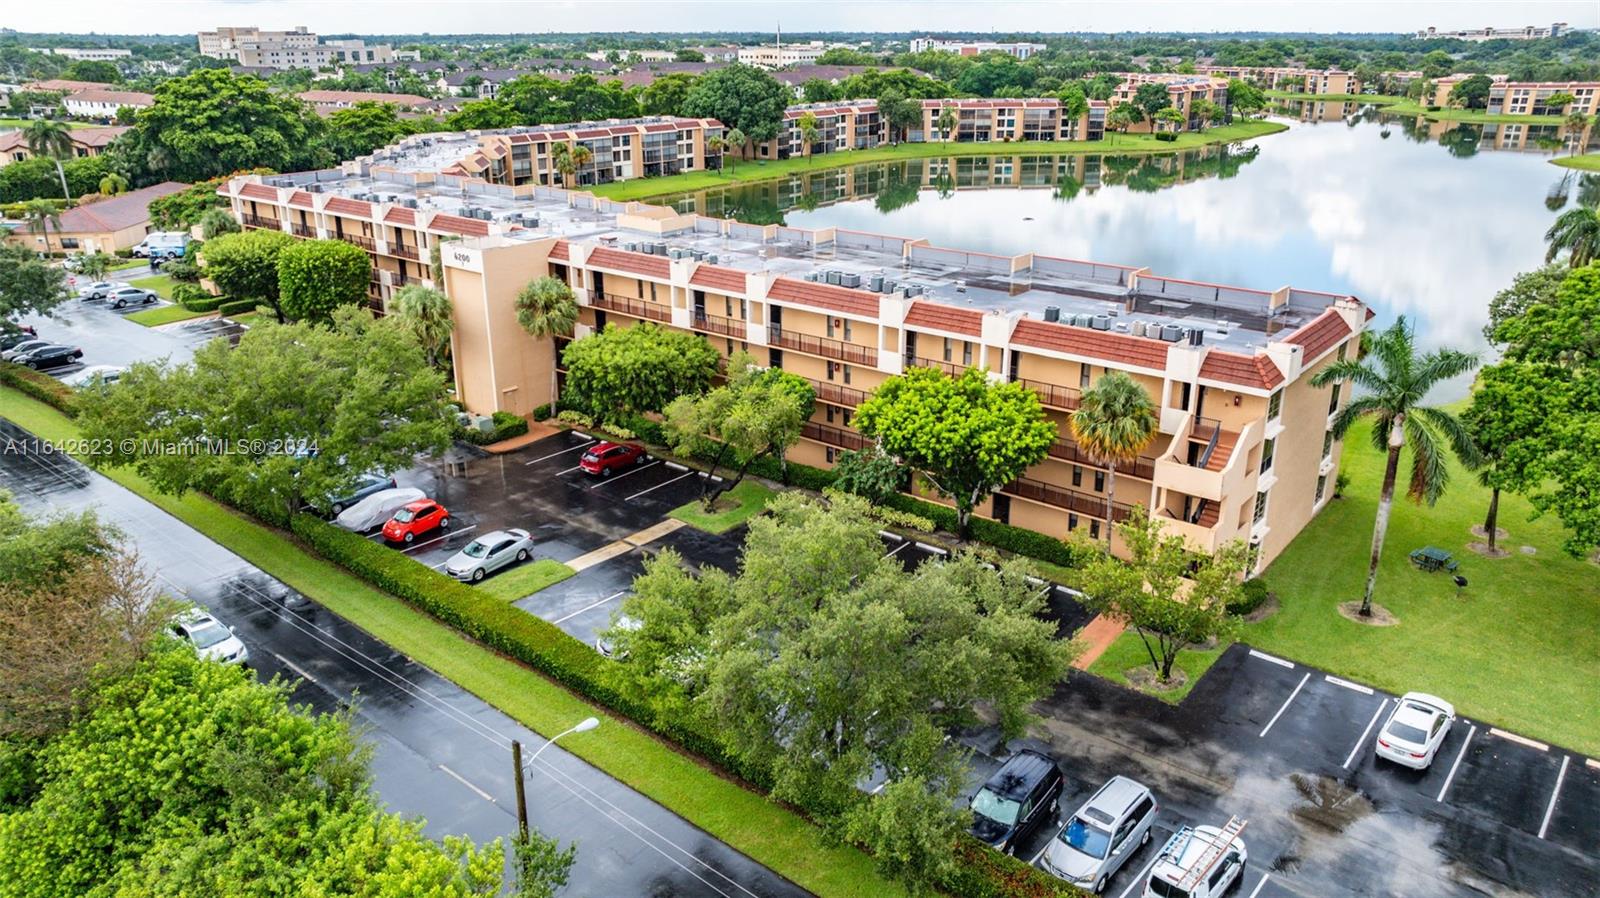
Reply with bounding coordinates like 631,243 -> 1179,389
133,231 -> 189,259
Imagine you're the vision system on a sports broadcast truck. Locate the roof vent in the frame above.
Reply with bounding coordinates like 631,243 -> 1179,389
1043,306 -> 1060,323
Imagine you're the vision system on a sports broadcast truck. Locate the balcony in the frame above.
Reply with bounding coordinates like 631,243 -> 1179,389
801,421 -> 870,452
907,356 -> 968,377
1156,506 -> 1222,553
691,311 -> 746,339
290,223 -> 316,238
336,232 -> 376,252
390,243 -> 420,261
241,213 -> 279,230
808,378 -> 869,408
1020,378 -> 1081,411
1001,476 -> 1134,522
594,293 -> 671,323
1046,439 -> 1158,481
771,324 -> 877,366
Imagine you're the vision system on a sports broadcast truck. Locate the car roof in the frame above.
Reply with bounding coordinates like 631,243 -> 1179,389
983,749 -> 1057,800
1081,775 -> 1152,820
1153,825 -> 1241,878
1391,701 -> 1441,730
473,529 -> 517,543
402,499 -> 435,510
591,440 -> 627,450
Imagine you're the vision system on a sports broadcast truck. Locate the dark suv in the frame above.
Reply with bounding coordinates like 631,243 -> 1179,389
969,749 -> 1065,855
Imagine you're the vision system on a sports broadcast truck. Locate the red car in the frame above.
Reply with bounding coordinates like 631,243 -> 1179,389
382,499 -> 450,544
579,441 -> 648,477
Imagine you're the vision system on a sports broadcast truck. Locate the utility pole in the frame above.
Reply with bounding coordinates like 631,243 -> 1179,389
511,739 -> 529,837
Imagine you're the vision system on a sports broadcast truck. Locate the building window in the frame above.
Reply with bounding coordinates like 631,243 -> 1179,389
1093,471 -> 1106,492
1322,430 -> 1334,459
1267,389 -> 1283,421
1079,364 -> 1091,389
1089,520 -> 1101,540
963,342 -> 973,366
60,238 -> 80,249
1315,475 -> 1327,503
1260,438 -> 1276,473
842,365 -> 852,385
1337,341 -> 1348,361
1253,491 -> 1269,524
826,447 -> 837,464
843,320 -> 852,342
1068,513 -> 1079,531
942,337 -> 952,362
1328,384 -> 1341,416
1072,465 -> 1082,487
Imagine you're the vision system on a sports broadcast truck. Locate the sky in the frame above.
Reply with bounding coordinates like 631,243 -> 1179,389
9,1 -> 1600,38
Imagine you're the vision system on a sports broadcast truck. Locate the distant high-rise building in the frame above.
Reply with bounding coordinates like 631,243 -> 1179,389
1414,23 -> 1568,42
196,26 -> 403,69
908,37 -> 1046,60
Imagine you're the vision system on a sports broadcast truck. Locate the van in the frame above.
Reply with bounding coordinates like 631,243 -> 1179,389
968,749 -> 1064,855
1043,775 -> 1159,893
1144,818 -> 1248,898
133,231 -> 189,259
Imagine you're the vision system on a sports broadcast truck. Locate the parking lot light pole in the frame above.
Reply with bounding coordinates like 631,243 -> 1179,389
511,716 -> 601,835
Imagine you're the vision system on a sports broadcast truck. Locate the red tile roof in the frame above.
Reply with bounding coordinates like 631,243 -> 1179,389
324,196 -> 373,217
1285,309 -> 1352,362
765,277 -> 881,318
1011,319 -> 1170,370
903,301 -> 982,337
238,183 -> 279,201
1198,351 -> 1285,390
429,213 -> 490,237
287,190 -> 315,209
43,182 -> 186,235
382,206 -> 416,225
548,240 -> 569,261
689,264 -> 747,294
586,246 -> 671,279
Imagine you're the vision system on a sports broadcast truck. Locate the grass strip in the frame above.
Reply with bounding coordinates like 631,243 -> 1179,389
473,558 -> 576,602
128,274 -> 176,299
1086,631 -> 1224,704
669,480 -> 775,533
124,304 -> 212,327
1551,153 -> 1600,172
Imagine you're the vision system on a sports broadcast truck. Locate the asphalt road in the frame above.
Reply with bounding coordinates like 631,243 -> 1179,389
0,420 -> 811,898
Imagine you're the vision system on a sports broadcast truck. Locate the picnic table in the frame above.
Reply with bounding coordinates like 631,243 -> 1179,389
1409,546 -> 1459,572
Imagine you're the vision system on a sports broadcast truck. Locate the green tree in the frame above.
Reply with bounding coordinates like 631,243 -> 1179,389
21,119 -> 73,201
830,445 -> 906,503
797,111 -> 822,163
663,354 -> 814,506
444,98 -> 522,130
675,48 -> 706,63
681,64 -> 792,142
1310,317 -> 1481,616
856,367 -> 1055,537
113,69 -> 326,183
17,198 -> 60,242
1133,82 -> 1173,118
75,251 -> 113,280
1071,371 -> 1159,552
841,775 -> 964,895
1192,97 -> 1223,129
1543,91 -> 1576,112
198,206 -> 241,240
96,171 -> 128,196
0,157 -> 108,204
560,322 -> 719,422
1107,102 -> 1142,135
936,104 -> 957,142
325,101 -> 414,160
722,127 -> 745,173
514,274 -> 578,409
1154,106 -> 1187,132
1057,82 -> 1090,124
1545,202 -> 1600,267
639,72 -> 698,116
76,307 -> 454,521
1460,363 -> 1553,554
1484,263 -> 1567,339
1420,49 -> 1455,79
877,89 -> 922,144
1447,74 -> 1493,110
61,59 -> 121,83
393,284 -> 455,371
1077,507 -> 1248,684
1226,77 -> 1267,114
0,244 -> 71,320
549,142 -> 593,190
800,78 -> 839,103
199,229 -> 296,322
275,238 -> 372,322
705,133 -> 728,172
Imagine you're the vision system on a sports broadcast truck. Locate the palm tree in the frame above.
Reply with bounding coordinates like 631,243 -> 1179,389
937,105 -> 957,143
1545,202 -> 1600,267
1071,371 -> 1158,553
22,119 -> 74,202
20,199 -> 61,252
393,284 -> 455,370
797,112 -> 821,165
706,134 -> 728,172
723,127 -> 745,174
97,172 -> 129,196
515,275 -> 579,410
1310,317 -> 1480,617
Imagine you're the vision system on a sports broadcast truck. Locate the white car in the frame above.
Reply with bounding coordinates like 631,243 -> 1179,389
335,486 -> 425,532
61,365 -> 126,388
171,609 -> 249,666
79,281 -> 126,300
1375,692 -> 1456,769
1144,821 -> 1247,898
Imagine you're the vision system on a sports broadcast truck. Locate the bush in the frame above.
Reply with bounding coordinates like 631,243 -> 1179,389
555,409 -> 594,427
531,403 -> 552,422
172,283 -> 225,312
216,298 -> 258,317
611,412 -> 666,445
1229,577 -> 1271,616
601,425 -> 635,440
1154,132 -> 1178,142
459,410 -> 529,446
114,248 -> 133,259
0,363 -> 79,416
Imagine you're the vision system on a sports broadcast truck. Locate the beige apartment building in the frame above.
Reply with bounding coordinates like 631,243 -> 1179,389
751,101 -> 886,160
0,125 -> 127,166
196,26 -> 401,69
220,130 -> 1368,570
1111,74 -> 1230,132
1423,76 -> 1599,116
1197,65 -> 1361,95
448,117 -> 725,189
914,98 -> 1108,143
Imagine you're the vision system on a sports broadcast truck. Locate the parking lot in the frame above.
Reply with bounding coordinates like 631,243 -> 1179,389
15,287 -> 246,383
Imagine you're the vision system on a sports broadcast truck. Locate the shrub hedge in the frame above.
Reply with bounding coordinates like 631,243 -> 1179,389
1229,577 -> 1271,616
216,298 -> 258,317
172,283 -> 226,312
460,410 -> 529,446
0,363 -> 79,417
531,403 -> 553,422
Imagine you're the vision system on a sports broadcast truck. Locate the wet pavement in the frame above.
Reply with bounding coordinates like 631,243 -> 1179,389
19,289 -> 247,378
0,419 -> 810,898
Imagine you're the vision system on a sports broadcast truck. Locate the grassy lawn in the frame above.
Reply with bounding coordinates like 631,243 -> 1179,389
124,304 -> 212,327
0,387 -> 905,898
669,480 -> 776,533
127,274 -> 176,299
1250,418 -> 1600,756
1381,100 -> 1576,125
473,558 -> 576,602
1088,631 -> 1225,704
108,258 -> 147,271
592,120 -> 1289,201
0,117 -> 97,130
1266,91 -> 1403,104
1551,153 -> 1600,172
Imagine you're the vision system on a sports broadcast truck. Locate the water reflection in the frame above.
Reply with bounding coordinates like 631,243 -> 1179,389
1272,98 -> 1600,158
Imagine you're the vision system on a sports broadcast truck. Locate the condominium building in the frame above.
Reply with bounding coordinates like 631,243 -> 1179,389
1423,76 -> 1598,116
61,88 -> 154,119
908,38 -> 1046,60
41,47 -> 133,61
0,125 -> 126,167
1111,74 -> 1230,132
196,26 -> 400,69
752,101 -> 886,160
1415,23 -> 1568,42
737,41 -> 830,69
1197,65 -> 1360,95
912,98 -> 1107,143
220,134 -> 1368,570
449,117 -> 724,189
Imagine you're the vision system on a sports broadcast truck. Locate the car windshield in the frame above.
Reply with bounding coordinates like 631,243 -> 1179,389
462,540 -> 489,558
1386,720 -> 1430,745
393,508 -> 417,523
186,621 -> 232,648
971,788 -> 1021,826
1060,816 -> 1112,859
1148,878 -> 1191,898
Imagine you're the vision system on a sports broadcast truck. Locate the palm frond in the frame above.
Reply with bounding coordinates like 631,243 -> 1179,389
1403,416 -> 1450,505
1413,349 -> 1480,390
1414,405 -> 1484,469
1328,394 -> 1385,440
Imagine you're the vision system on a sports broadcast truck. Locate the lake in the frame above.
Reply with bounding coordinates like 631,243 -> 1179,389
662,103 -> 1598,396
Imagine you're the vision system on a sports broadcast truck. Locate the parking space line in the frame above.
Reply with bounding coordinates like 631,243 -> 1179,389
1246,872 -> 1271,898
1028,839 -> 1050,866
1344,697 -> 1390,769
1260,672 -> 1310,737
589,460 -> 663,488
1324,674 -> 1374,695
626,470 -> 695,501
878,530 -> 902,542
552,590 -> 628,625
1437,724 -> 1477,802
1117,849 -> 1164,898
399,524 -> 476,554
272,651 -> 322,688
1489,728 -> 1549,751
570,431 -> 593,441
556,465 -> 583,475
664,461 -> 688,472
1588,758 -> 1600,771
438,764 -> 496,803
1248,648 -> 1294,669
523,441 -> 595,465
1538,755 -> 1570,839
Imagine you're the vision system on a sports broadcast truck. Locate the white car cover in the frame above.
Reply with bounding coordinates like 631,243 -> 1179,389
335,487 -> 426,532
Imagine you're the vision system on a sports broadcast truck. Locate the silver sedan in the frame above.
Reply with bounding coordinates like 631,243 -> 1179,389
445,528 -> 534,582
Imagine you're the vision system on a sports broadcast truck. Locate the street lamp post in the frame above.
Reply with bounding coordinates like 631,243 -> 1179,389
510,716 -> 600,836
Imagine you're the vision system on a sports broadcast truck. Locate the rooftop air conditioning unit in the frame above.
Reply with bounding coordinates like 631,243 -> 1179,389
653,242 -> 668,255
868,275 -> 884,293
1091,314 -> 1111,331
691,249 -> 706,260
1043,306 -> 1060,322
1189,329 -> 1205,346
706,254 -> 719,265
668,248 -> 686,259
840,273 -> 861,288
1131,321 -> 1148,337
882,280 -> 897,294
826,270 -> 842,285
623,242 -> 638,252
1159,324 -> 1184,342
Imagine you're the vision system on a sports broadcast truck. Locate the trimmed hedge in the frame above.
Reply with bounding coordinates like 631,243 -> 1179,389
531,403 -> 553,422
460,410 -> 530,445
0,363 -> 79,417
1154,132 -> 1179,142
1229,577 -> 1271,616
217,298 -> 258,317
172,283 -> 226,312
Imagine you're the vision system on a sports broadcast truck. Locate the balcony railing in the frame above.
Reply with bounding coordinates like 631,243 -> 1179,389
801,421 -> 870,452
390,243 -> 420,261
1190,416 -> 1222,469
594,293 -> 672,323
808,378 -> 869,408
241,213 -> 279,230
771,324 -> 877,366
691,312 -> 746,339
1002,477 -> 1134,522
336,232 -> 376,252
290,223 -> 316,238
907,356 -> 968,377
1046,439 -> 1158,481
1020,378 -> 1081,411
